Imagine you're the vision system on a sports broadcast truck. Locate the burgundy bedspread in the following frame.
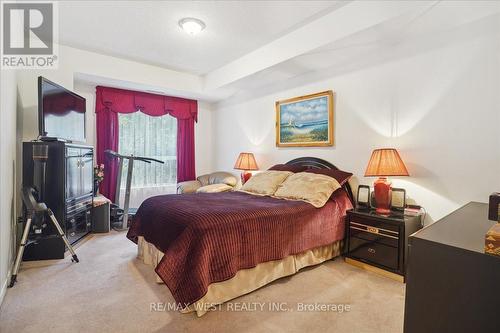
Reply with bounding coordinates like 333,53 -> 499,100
127,190 -> 352,306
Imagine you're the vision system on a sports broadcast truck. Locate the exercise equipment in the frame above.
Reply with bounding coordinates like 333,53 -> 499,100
105,150 -> 164,230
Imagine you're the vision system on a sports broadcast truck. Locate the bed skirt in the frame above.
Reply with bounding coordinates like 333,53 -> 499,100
137,236 -> 342,317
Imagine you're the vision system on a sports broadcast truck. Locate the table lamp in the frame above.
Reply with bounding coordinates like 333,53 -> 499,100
234,152 -> 258,184
364,148 -> 409,214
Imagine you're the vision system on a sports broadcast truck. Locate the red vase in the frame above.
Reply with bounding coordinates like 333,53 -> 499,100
241,171 -> 252,184
374,177 -> 392,214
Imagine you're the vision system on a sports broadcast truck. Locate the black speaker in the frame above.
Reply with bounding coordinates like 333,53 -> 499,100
92,202 -> 110,233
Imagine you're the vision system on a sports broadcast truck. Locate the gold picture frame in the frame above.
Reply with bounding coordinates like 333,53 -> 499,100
275,90 -> 334,147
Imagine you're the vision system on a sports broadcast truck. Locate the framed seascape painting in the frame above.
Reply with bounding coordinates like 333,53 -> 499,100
275,90 -> 334,147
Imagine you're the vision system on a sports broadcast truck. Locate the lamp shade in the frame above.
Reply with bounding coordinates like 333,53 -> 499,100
234,152 -> 259,171
364,148 -> 409,177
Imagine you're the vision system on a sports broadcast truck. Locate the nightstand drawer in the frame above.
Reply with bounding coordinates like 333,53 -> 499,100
348,237 -> 399,270
350,215 -> 399,233
349,221 -> 399,248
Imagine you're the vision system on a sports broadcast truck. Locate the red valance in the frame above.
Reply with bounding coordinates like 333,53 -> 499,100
95,86 -> 197,121
95,86 -> 198,200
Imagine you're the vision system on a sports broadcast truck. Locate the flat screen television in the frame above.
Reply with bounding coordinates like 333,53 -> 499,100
38,76 -> 86,142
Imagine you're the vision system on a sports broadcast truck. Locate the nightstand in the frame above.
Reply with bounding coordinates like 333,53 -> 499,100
345,208 -> 423,282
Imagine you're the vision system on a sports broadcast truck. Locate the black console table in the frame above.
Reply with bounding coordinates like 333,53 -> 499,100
404,202 -> 499,333
22,141 -> 93,260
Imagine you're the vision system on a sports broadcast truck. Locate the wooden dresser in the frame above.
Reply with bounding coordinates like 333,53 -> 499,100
404,202 -> 500,333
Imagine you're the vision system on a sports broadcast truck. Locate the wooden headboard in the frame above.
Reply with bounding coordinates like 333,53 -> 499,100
285,157 -> 354,203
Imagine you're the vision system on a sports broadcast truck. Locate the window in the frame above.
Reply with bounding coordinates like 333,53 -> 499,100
118,112 -> 177,188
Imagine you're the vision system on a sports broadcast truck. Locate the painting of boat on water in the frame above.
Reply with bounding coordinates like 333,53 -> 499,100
276,90 -> 334,147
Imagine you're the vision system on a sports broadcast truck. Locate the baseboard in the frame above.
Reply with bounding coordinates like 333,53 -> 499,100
0,268 -> 12,310
345,257 -> 404,283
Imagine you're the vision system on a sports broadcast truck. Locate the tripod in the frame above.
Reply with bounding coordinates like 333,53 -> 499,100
9,144 -> 80,288
9,187 -> 79,288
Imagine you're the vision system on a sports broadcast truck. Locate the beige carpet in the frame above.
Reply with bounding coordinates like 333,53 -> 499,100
0,231 -> 405,333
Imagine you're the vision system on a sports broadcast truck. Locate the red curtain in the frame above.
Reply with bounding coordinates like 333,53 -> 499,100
95,86 -> 198,201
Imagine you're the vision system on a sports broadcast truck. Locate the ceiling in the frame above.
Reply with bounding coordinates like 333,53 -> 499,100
59,0 -> 338,75
220,1 -> 500,104
62,1 -> 500,102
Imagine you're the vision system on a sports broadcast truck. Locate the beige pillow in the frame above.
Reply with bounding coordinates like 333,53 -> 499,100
196,184 -> 233,193
208,172 -> 237,187
274,172 -> 341,208
197,174 -> 211,186
240,171 -> 292,196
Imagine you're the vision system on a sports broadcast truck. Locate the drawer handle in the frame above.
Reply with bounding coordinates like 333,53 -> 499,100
351,221 -> 399,235
350,226 -> 399,240
70,232 -> 75,237
368,248 -> 376,254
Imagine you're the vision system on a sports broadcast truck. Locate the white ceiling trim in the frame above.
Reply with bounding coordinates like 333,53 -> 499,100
203,0 -> 437,90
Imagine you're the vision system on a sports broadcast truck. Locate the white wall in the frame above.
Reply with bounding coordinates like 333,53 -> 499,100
17,45 -> 214,195
195,102 -> 214,176
11,8 -> 500,227
212,17 -> 500,224
0,70 -> 17,305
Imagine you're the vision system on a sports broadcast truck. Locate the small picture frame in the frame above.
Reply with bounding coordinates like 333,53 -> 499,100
391,188 -> 406,211
357,185 -> 371,208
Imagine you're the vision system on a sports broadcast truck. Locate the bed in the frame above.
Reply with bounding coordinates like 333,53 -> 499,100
127,157 -> 354,316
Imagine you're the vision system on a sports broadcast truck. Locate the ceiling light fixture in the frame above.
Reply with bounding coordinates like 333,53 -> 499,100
178,17 -> 206,35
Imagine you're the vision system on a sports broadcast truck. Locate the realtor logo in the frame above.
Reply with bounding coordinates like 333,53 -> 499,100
1,1 -> 58,69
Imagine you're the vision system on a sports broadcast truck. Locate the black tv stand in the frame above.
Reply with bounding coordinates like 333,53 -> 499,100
22,141 -> 93,260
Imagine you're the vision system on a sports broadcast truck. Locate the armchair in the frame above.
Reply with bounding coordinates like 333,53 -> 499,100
177,171 -> 238,194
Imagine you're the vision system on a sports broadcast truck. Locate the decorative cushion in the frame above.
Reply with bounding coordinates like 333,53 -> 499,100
274,172 -> 341,208
177,180 -> 202,194
208,171 -> 238,187
197,174 -> 211,187
240,171 -> 293,196
268,164 -> 308,173
305,168 -> 353,186
196,184 -> 233,193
